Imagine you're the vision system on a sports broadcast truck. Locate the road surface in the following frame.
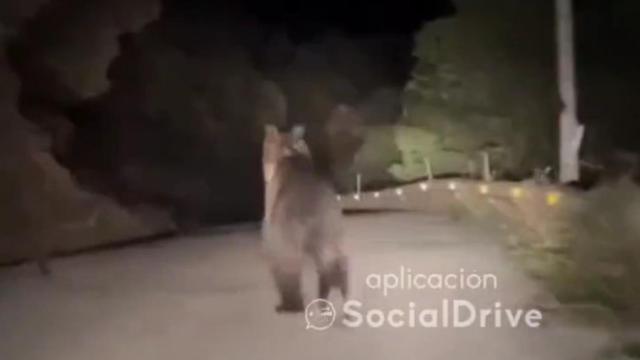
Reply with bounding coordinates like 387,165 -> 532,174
0,212 -> 611,360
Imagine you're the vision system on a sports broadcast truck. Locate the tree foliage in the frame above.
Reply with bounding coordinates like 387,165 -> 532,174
402,0 -> 559,178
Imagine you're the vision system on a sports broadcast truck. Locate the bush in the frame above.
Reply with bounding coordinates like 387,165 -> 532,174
464,180 -> 640,319
564,180 -> 640,313
387,125 -> 468,181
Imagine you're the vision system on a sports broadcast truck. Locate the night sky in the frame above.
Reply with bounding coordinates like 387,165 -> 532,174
165,0 -> 455,39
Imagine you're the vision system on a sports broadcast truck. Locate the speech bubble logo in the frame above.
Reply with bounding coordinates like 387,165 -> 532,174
304,299 -> 336,331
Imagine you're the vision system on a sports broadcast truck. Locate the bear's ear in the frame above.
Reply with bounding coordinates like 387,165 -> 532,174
264,124 -> 279,140
289,124 -> 310,155
290,124 -> 305,140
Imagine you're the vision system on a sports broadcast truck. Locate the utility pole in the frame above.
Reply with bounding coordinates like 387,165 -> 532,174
556,0 -> 584,183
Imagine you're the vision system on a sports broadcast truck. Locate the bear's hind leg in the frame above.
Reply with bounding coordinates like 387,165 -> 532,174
316,255 -> 348,300
271,261 -> 304,313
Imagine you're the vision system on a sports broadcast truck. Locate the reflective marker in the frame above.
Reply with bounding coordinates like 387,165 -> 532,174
511,187 -> 523,198
546,192 -> 560,206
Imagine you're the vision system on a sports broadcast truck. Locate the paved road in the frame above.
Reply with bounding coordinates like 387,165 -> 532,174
0,212 -> 610,360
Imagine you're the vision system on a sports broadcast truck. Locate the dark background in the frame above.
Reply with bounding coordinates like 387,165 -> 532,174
1,0 -> 640,261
